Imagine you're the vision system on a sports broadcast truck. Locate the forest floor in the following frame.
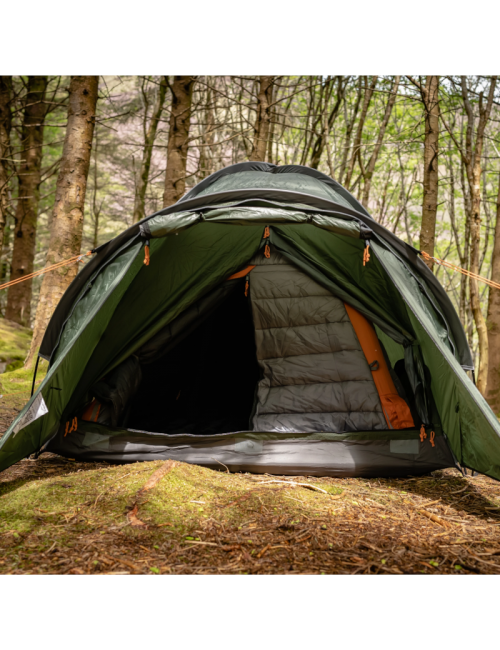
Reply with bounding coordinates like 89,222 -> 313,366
2,370 -> 500,575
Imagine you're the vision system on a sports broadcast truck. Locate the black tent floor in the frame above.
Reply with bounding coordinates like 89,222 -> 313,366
47,425 -> 455,478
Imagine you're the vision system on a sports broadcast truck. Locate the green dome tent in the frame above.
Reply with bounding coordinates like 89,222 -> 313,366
1,162 -> 499,478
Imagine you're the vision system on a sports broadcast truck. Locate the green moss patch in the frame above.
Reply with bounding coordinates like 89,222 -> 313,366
0,318 -> 32,364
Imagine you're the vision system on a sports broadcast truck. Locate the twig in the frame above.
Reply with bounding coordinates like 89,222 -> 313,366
211,457 -> 230,473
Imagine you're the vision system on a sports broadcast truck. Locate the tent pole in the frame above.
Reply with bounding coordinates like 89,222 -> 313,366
30,355 -> 40,397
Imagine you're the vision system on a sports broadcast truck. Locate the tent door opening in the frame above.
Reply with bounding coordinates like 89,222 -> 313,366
126,281 -> 260,435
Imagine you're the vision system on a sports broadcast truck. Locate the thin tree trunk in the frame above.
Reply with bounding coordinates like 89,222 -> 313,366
249,76 -> 274,161
91,126 -> 101,250
133,77 -> 167,223
486,171 -> 500,412
163,76 -> 195,207
459,137 -> 472,332
461,76 -> 497,393
26,76 -> 98,367
267,85 -> 276,164
338,77 -> 362,185
419,76 -> 440,270
6,76 -> 48,326
309,76 -> 344,170
344,76 -> 378,190
198,81 -> 216,179
447,144 -> 468,329
361,76 -> 400,208
0,76 -> 12,264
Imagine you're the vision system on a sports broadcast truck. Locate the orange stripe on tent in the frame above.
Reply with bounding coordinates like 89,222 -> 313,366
226,265 -> 256,280
82,399 -> 101,423
344,303 -> 415,430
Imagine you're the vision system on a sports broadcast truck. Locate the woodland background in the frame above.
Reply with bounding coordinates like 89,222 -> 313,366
1,75 -> 500,410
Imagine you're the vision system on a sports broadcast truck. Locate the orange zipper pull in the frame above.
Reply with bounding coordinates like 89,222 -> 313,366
363,240 -> 371,266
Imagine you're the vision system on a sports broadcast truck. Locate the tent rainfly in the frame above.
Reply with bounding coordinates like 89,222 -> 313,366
1,162 -> 499,479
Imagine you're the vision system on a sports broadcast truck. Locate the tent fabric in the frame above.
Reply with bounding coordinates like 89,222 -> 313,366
3,162 -> 500,480
141,206 -> 363,241
38,164 -> 472,370
248,249 -> 387,433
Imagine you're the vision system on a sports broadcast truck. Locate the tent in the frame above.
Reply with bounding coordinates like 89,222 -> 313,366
2,161 -> 500,478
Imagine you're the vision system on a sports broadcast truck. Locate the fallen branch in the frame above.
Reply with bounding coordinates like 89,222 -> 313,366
418,510 -> 451,529
127,460 -> 178,528
252,479 -> 341,497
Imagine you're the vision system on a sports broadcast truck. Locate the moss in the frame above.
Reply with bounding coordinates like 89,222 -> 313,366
0,318 -> 32,363
0,460 -> 340,541
0,360 -> 48,408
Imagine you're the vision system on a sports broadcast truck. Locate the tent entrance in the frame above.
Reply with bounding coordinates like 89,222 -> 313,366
126,282 -> 260,435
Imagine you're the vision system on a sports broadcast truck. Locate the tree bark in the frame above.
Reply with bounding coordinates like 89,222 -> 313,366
309,76 -> 344,170
419,76 -> 440,270
163,76 -> 195,207
249,76 -> 274,161
0,76 -> 12,264
338,77 -> 362,186
344,76 -> 378,190
6,76 -> 48,326
198,82 -> 216,179
133,77 -> 167,223
26,76 -> 98,367
461,76 -> 497,394
486,172 -> 500,413
361,76 -> 400,208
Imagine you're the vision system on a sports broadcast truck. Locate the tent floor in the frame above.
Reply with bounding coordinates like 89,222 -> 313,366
47,425 -> 456,478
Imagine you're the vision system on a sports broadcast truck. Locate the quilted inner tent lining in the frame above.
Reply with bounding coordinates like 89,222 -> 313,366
248,250 -> 387,433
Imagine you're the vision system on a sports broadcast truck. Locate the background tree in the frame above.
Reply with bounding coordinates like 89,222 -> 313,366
26,76 -> 98,366
249,76 -> 274,161
441,76 -> 497,392
0,76 -> 12,265
408,76 -> 440,270
5,76 -> 48,325
486,172 -> 500,411
133,77 -> 167,223
163,76 -> 195,207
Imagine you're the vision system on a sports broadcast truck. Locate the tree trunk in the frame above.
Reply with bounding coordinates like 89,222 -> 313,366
459,144 -> 472,332
461,76 -> 497,393
249,76 -> 274,161
133,77 -> 167,223
338,77 -> 362,186
198,82 -> 216,179
26,76 -> 98,367
419,76 -> 440,270
309,76 -> 344,170
163,76 -> 195,207
344,76 -> 378,190
486,172 -> 500,413
361,76 -> 400,208
6,76 -> 48,325
0,76 -> 12,264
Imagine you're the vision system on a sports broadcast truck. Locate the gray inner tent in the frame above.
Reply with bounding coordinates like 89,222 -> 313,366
248,250 -> 387,433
